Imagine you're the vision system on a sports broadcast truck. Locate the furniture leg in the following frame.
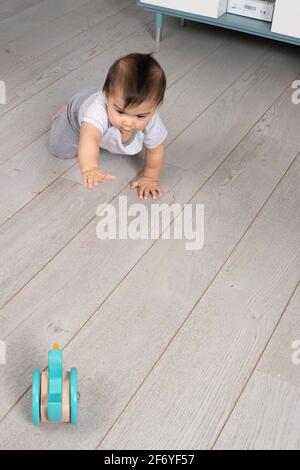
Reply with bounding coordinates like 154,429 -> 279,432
155,12 -> 164,42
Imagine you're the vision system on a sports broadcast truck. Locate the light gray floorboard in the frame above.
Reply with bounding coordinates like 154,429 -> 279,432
0,0 -> 299,450
0,107 -> 298,448
0,0 -> 43,21
214,284 -> 300,449
0,0 -> 93,46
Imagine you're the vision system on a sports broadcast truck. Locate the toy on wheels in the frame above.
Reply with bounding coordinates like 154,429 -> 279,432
32,343 -> 79,425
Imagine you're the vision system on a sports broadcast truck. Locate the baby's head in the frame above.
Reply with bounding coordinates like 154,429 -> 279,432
103,52 -> 166,132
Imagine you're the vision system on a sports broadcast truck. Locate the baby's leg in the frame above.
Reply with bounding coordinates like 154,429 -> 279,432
48,87 -> 99,159
51,104 -> 67,123
48,108 -> 79,159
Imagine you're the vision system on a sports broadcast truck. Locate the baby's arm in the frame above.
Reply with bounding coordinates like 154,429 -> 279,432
132,142 -> 165,199
78,122 -> 116,189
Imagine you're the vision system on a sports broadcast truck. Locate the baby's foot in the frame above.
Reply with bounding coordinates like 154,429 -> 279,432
51,104 -> 67,122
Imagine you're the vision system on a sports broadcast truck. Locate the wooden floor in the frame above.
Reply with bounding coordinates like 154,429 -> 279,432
0,0 -> 299,450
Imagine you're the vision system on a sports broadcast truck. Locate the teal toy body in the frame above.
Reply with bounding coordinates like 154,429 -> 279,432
32,344 -> 79,425
47,347 -> 63,421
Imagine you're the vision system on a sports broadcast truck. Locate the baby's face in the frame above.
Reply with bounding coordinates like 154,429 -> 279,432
105,89 -> 158,132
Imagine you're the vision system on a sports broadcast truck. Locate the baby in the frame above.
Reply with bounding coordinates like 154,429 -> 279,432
49,52 -> 167,199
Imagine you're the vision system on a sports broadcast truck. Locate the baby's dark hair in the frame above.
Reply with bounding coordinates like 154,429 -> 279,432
102,52 -> 166,109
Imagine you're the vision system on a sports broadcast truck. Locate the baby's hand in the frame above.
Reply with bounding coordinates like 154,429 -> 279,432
131,176 -> 162,200
82,167 -> 116,189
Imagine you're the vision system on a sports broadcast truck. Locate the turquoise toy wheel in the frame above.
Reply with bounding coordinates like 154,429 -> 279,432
32,368 -> 41,425
69,368 -> 78,424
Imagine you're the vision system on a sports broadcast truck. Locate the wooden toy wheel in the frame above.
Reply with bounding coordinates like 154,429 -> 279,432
40,370 -> 48,422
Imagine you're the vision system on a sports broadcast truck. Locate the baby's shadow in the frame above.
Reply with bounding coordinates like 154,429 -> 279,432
101,149 -> 144,180
7,339 -> 45,424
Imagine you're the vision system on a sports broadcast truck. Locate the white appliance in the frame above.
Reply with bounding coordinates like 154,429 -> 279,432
140,0 -> 228,19
227,0 -> 275,22
271,0 -> 300,39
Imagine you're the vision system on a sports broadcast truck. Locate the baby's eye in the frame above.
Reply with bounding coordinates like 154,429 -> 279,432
117,110 -> 124,114
137,116 -> 146,119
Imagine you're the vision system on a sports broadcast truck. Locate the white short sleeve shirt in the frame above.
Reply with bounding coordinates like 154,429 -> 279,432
78,91 -> 167,155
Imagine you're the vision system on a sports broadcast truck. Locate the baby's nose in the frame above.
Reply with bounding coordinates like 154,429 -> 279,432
124,116 -> 133,125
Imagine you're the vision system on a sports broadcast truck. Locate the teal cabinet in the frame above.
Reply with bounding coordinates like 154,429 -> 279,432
137,1 -> 300,46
